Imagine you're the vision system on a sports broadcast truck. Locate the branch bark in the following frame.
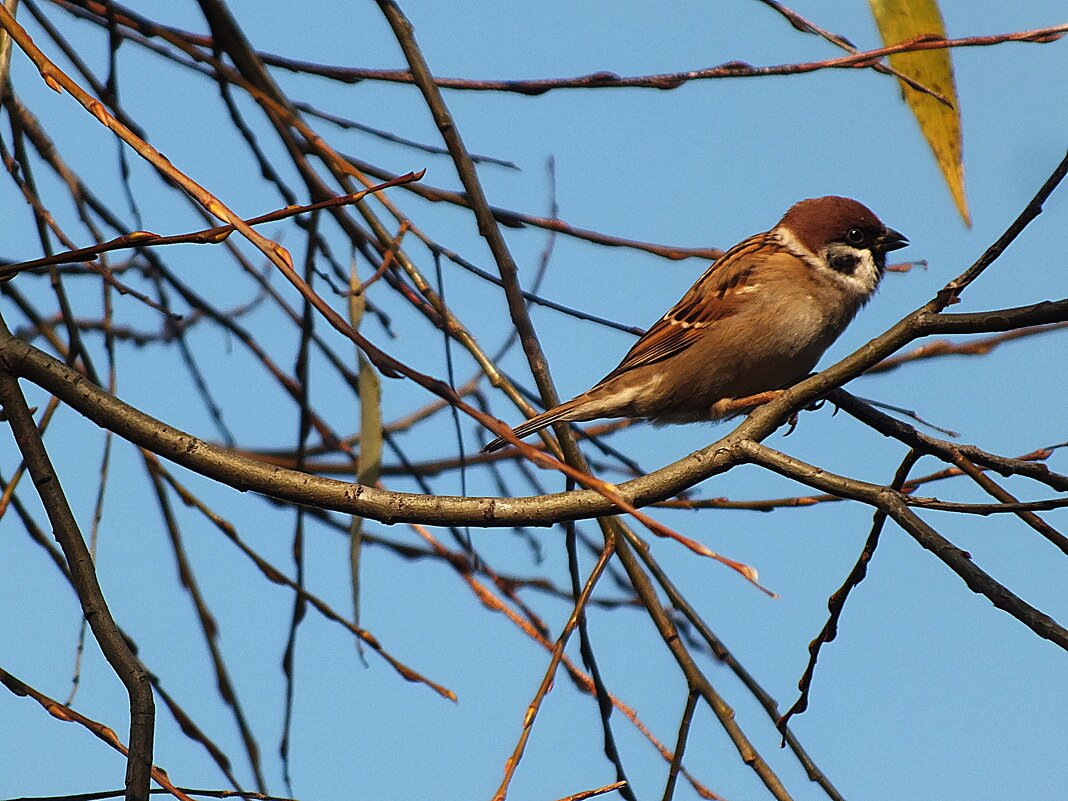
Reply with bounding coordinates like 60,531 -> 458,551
2,294 -> 1066,526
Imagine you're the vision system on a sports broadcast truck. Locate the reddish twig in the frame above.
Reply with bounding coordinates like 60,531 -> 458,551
0,172 -> 424,279
138,20 -> 1068,94
0,668 -> 194,801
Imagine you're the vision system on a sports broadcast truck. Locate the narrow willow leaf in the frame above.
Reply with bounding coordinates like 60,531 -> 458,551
870,0 -> 970,225
348,266 -> 383,637
356,358 -> 382,493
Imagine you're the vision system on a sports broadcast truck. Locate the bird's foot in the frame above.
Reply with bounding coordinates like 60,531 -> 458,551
710,390 -> 785,418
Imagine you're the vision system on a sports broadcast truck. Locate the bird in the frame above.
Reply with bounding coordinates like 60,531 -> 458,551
483,196 -> 908,452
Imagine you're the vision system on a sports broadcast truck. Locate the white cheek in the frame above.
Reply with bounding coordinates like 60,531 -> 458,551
775,228 -> 880,300
852,250 -> 881,295
821,246 -> 881,299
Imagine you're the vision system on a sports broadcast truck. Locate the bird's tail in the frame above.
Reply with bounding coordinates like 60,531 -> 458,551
482,397 -> 588,453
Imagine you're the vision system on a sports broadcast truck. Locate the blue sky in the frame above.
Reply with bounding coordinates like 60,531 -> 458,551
1,2 -> 1066,800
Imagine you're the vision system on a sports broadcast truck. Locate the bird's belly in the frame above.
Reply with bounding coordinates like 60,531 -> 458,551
636,311 -> 835,422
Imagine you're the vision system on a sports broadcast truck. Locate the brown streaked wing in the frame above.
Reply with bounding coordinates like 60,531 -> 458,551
599,232 -> 783,382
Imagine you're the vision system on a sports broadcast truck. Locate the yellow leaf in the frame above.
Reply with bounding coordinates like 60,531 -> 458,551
869,0 -> 970,225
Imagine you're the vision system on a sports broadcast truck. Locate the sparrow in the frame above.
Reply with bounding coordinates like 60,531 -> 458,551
483,196 -> 907,452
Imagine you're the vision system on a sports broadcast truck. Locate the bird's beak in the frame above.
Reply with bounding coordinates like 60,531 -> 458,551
876,227 -> 909,253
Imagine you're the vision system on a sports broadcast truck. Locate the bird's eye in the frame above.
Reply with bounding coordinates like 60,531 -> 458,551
845,228 -> 868,247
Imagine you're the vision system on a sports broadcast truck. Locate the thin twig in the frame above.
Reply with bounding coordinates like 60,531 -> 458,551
0,328 -> 155,800
0,667 -> 185,801
777,450 -> 921,734
492,544 -> 616,801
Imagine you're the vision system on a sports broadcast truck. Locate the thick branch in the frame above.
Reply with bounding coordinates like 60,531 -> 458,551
3,288 -> 1065,527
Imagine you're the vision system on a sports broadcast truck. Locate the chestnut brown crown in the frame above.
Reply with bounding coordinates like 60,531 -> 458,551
780,196 -> 908,257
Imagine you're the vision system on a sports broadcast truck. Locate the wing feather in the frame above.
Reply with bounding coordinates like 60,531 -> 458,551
599,232 -> 784,383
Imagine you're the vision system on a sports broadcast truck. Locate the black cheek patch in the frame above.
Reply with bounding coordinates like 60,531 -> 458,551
829,252 -> 859,275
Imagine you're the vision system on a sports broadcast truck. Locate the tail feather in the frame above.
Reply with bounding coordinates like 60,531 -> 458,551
482,397 -> 586,453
